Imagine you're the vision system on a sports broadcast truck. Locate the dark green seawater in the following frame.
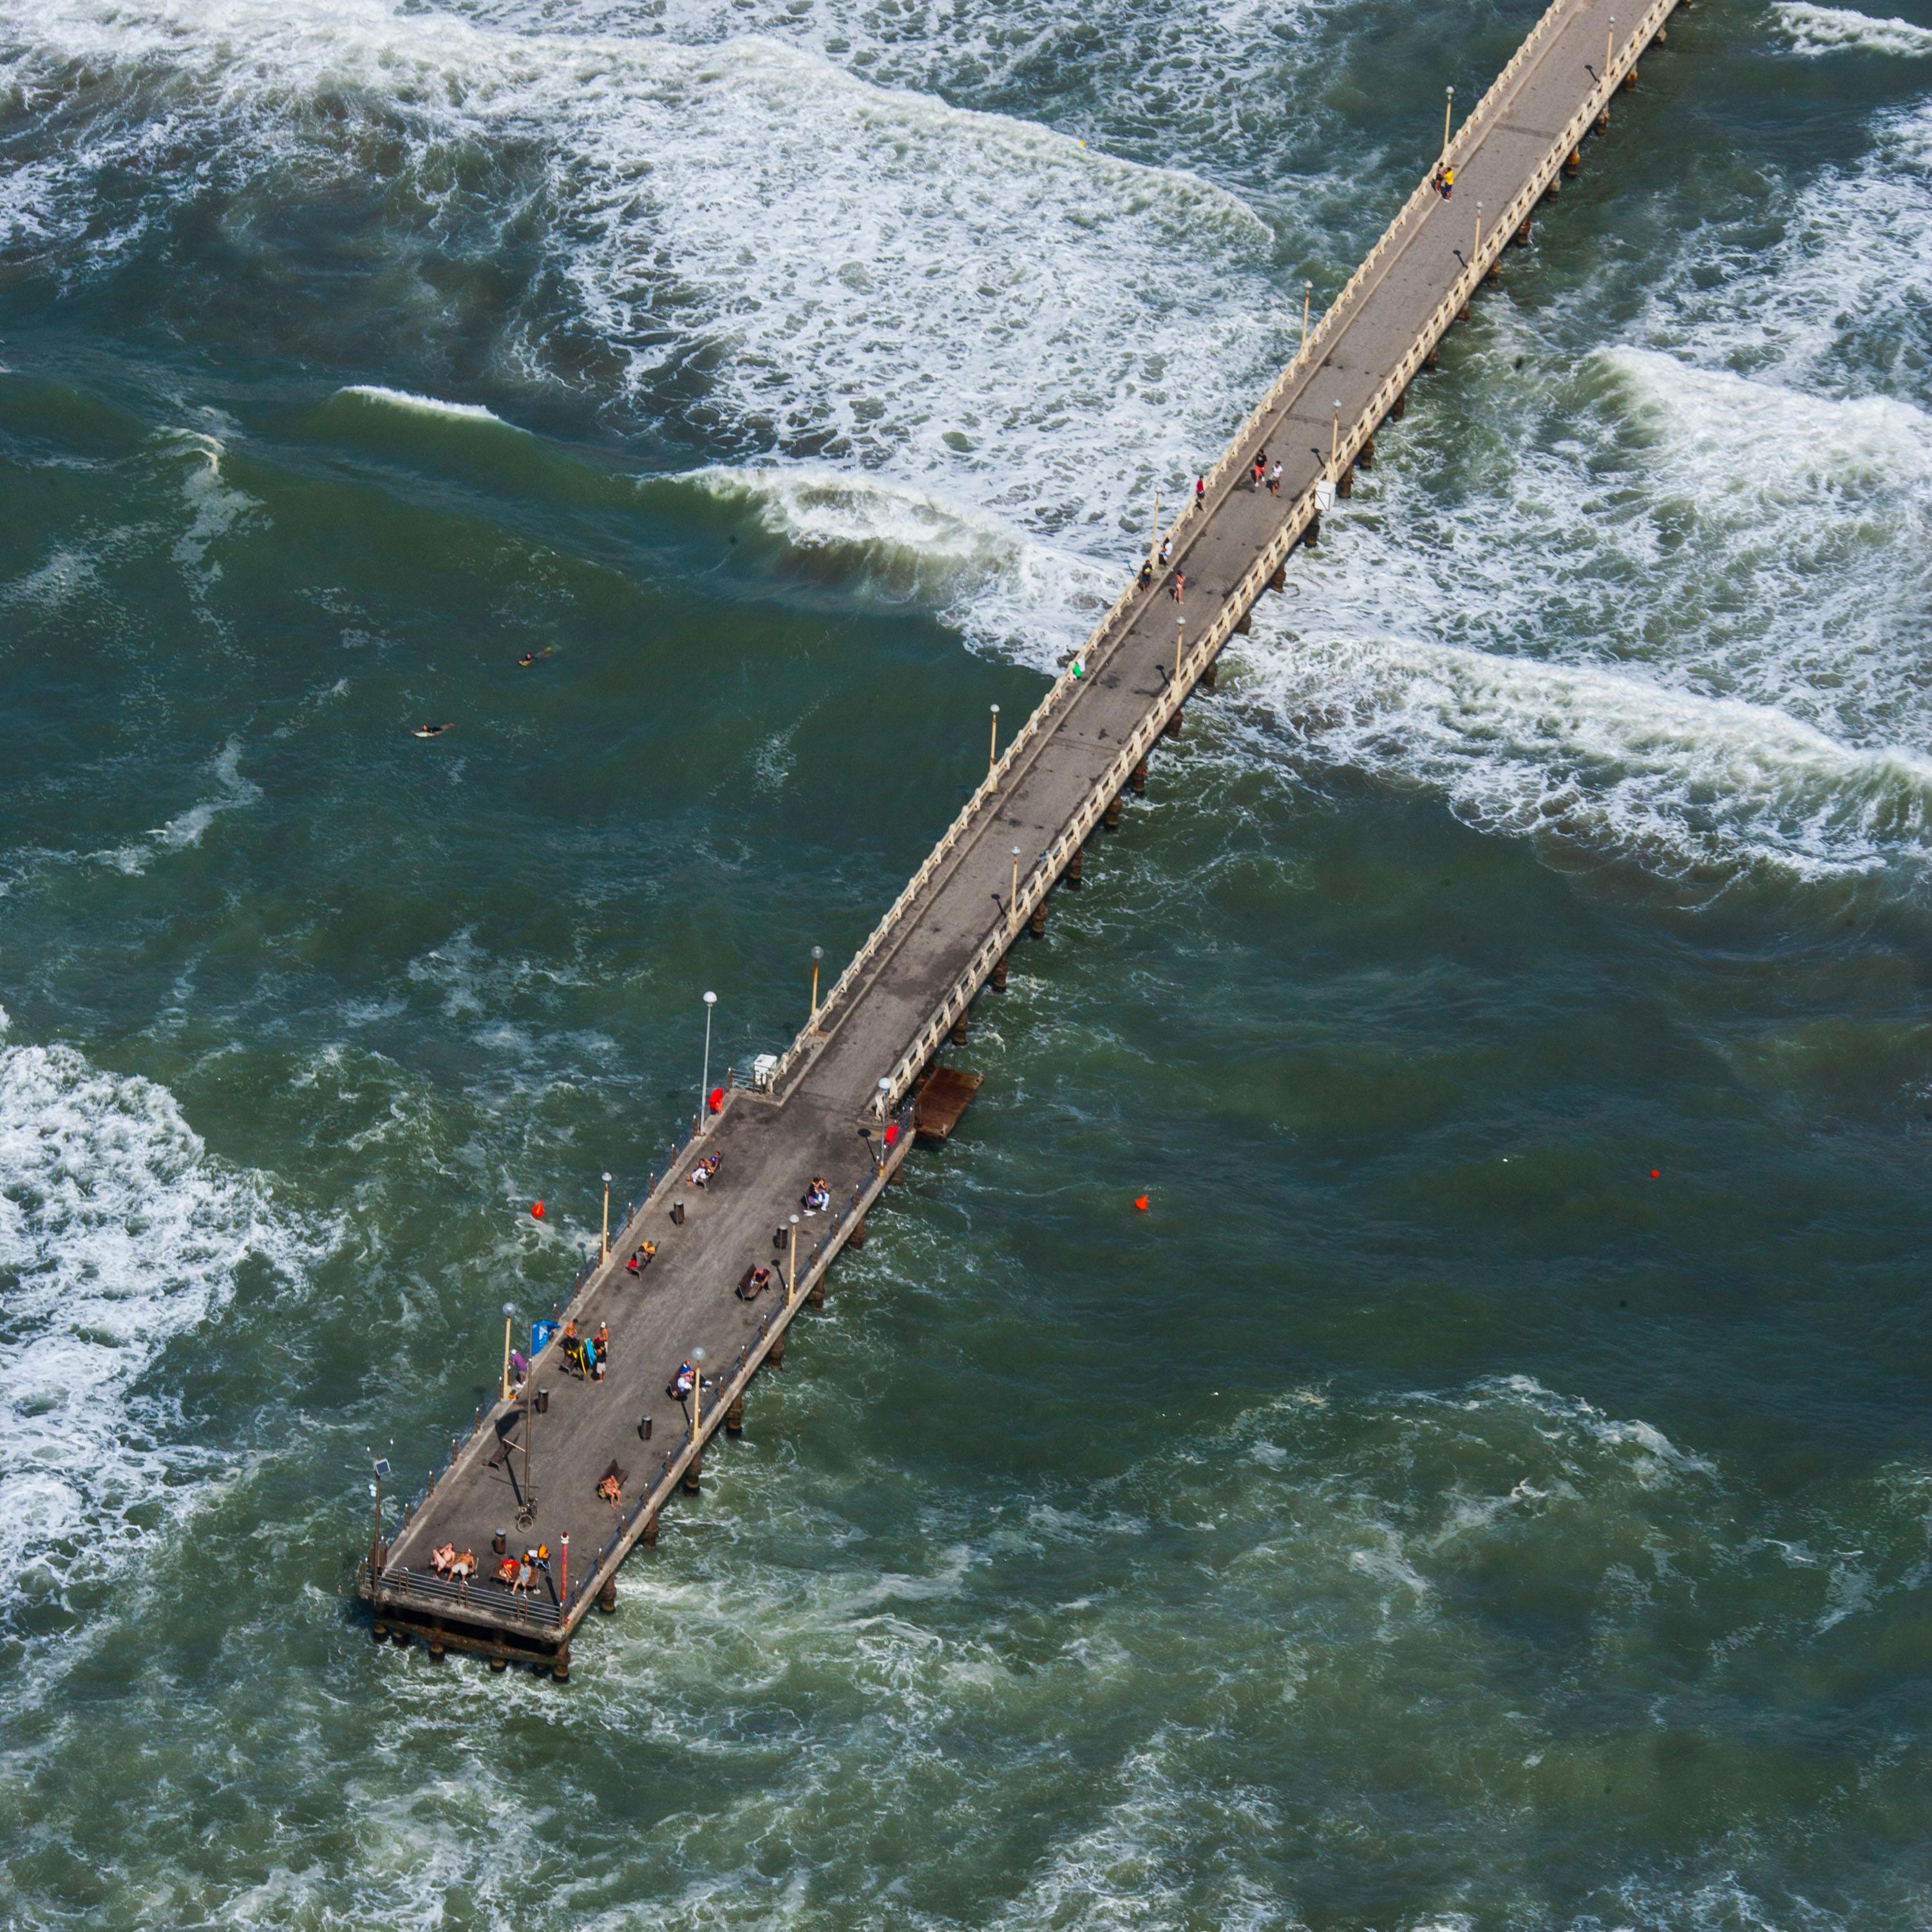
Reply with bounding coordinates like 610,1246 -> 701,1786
5,0 -> 1932,1925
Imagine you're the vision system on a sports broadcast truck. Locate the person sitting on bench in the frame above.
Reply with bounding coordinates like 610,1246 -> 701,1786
689,1152 -> 723,1188
738,1264 -> 772,1300
627,1242 -> 656,1276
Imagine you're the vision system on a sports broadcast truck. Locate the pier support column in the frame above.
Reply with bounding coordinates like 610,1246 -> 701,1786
1267,562 -> 1286,590
990,951 -> 1009,990
1457,298 -> 1471,321
1200,656 -> 1218,694
1513,219 -> 1531,247
552,1647 -> 570,1683
1358,435 -> 1376,470
1389,388 -> 1406,422
1103,793 -> 1123,832
1232,608 -> 1251,635
1164,705 -> 1183,739
769,1330 -> 786,1369
1131,758 -> 1148,796
489,1658 -> 507,1672
1066,844 -> 1084,889
1544,176 -> 1561,201
1596,107 -> 1611,131
683,1453 -> 701,1494
808,1274 -> 826,1309
1336,466 -> 1353,499
848,1213 -> 868,1249
1565,146 -> 1581,175
726,1393 -> 745,1435
1029,901 -> 1048,938
1623,66 -> 1638,90
1484,258 -> 1501,285
1304,511 -> 1321,549
371,1621 -> 388,1643
951,1009 -> 969,1044
597,1581 -> 618,1614
641,1511 -> 659,1547
1424,341 -> 1441,370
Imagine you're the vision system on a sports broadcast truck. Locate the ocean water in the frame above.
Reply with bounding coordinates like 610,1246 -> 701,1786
3,0 -> 1932,1924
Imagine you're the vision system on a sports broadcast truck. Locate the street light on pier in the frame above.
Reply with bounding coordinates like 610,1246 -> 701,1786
1442,84 -> 1454,164
500,1300 -> 515,1401
989,703 -> 1001,772
788,1213 -> 801,1303
810,944 -> 824,1024
601,1171 -> 612,1261
690,1347 -> 706,1444
1301,279 -> 1312,355
699,989 -> 717,1126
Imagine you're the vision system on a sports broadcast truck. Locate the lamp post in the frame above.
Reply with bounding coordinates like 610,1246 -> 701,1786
699,989 -> 717,1124
690,1347 -> 706,1444
877,1075 -> 892,1125
1010,846 -> 1021,929
988,703 -> 1000,773
810,944 -> 824,1023
1329,399 -> 1341,479
1150,492 -> 1161,569
1175,613 -> 1185,683
788,1213 -> 801,1303
1607,14 -> 1615,82
1301,279 -> 1311,354
1442,84 -> 1454,162
1474,199 -> 1483,267
500,1301 -> 515,1401
601,1171 -> 612,1261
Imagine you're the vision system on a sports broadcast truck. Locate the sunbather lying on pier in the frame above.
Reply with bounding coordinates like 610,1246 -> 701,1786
597,1473 -> 622,1507
431,1542 -> 458,1577
449,1549 -> 476,1582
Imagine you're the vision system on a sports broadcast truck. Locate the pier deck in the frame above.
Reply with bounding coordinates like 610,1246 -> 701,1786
365,0 -> 1682,1669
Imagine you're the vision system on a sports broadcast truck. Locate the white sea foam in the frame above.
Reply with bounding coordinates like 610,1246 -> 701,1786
0,1030 -> 317,1597
336,384 -> 513,426
92,736 -> 263,874
1775,3 -> 1932,56
688,462 -> 1116,657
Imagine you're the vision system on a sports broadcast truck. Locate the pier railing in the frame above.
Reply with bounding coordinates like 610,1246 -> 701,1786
868,0 -> 1669,1116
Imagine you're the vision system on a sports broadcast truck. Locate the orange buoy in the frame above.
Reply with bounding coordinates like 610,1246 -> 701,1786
1134,1195 -> 1149,1212
531,1201 -> 545,1219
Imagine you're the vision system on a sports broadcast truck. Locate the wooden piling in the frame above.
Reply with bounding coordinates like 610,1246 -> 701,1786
1103,793 -> 1123,831
1389,388 -> 1406,422
1336,466 -> 1353,498
1358,434 -> 1376,470
1304,511 -> 1321,549
990,951 -> 1009,990
1029,901 -> 1048,938
1622,66 -> 1637,90
1566,146 -> 1582,175
951,1009 -> 969,1044
641,1511 -> 659,1546
1066,843 -> 1084,888
1267,561 -> 1286,590
725,1392 -> 744,1435
1513,218 -> 1531,246
596,1581 -> 618,1614
683,1453 -> 701,1493
1200,656 -> 1218,694
1131,758 -> 1148,796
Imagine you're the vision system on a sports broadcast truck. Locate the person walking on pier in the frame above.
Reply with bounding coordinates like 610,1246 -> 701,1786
592,1322 -> 609,1381
1269,460 -> 1283,496
1194,475 -> 1206,511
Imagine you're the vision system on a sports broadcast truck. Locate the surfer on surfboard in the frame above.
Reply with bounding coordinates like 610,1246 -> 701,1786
411,723 -> 454,739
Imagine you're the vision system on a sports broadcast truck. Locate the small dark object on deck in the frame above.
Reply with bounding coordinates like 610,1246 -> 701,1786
638,1414 -> 654,1441
915,1068 -> 983,1144
670,1200 -> 686,1226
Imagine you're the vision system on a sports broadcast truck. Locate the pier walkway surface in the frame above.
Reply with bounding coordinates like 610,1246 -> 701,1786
363,0 -> 1684,1672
